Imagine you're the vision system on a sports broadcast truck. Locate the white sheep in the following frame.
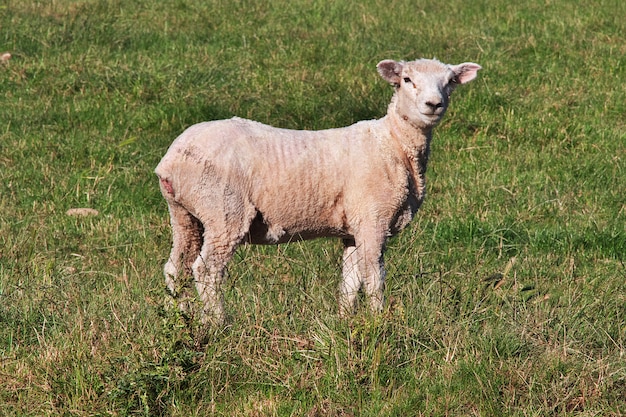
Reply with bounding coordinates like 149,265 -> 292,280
155,58 -> 481,325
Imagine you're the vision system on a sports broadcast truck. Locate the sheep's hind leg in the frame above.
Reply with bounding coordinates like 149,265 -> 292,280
191,232 -> 243,326
163,201 -> 203,316
339,238 -> 363,316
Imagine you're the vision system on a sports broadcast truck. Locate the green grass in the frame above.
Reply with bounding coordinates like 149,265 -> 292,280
1,0 -> 625,415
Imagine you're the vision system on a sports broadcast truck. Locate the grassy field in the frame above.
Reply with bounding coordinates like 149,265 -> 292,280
1,0 -> 625,415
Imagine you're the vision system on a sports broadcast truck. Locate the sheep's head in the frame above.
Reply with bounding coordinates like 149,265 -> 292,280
377,58 -> 481,128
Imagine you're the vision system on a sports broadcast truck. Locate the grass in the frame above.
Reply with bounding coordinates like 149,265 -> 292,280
1,0 -> 625,415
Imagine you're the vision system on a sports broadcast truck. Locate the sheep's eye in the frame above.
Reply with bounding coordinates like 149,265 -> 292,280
403,77 -> 412,84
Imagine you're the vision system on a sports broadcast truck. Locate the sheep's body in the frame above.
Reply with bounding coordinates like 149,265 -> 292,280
156,58 -> 481,324
158,117 -> 418,243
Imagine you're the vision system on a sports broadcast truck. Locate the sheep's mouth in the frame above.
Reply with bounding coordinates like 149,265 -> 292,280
421,112 -> 443,121
420,106 -> 445,116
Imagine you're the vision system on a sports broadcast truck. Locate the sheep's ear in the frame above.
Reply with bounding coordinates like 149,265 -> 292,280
450,62 -> 482,84
377,60 -> 404,86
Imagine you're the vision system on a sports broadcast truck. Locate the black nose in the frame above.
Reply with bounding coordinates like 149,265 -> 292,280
426,101 -> 444,110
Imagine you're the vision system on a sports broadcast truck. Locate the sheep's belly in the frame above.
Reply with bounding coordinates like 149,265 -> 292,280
244,214 -> 351,245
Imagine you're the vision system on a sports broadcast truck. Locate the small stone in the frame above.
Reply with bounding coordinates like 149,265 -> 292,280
66,208 -> 99,216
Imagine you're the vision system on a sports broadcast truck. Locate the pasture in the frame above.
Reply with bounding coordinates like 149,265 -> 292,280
1,0 -> 624,415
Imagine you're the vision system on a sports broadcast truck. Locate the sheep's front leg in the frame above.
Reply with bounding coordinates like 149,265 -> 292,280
339,238 -> 363,316
339,237 -> 386,315
362,249 -> 386,313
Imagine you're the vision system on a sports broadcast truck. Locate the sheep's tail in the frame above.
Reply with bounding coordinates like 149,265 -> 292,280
159,176 -> 175,197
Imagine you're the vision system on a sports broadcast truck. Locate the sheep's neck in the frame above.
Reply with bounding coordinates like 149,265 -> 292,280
385,97 -> 432,170
384,108 -> 432,193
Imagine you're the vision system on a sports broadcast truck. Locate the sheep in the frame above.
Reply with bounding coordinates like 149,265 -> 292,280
155,58 -> 481,325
